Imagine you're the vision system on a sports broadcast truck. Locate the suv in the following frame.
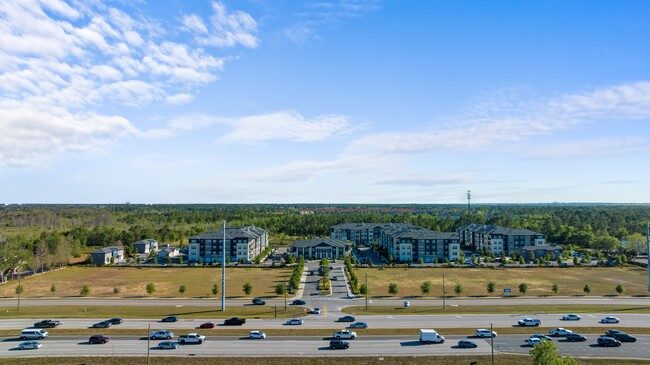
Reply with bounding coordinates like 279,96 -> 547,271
252,298 -> 266,305
475,329 -> 497,338
329,339 -> 350,349
89,335 -> 109,344
291,299 -> 306,305
224,317 -> 246,326
597,336 -> 622,347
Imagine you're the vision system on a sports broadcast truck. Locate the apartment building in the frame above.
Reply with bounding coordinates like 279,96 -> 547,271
379,225 -> 460,262
290,238 -> 351,259
457,224 -> 546,255
329,222 -> 420,246
188,226 -> 268,264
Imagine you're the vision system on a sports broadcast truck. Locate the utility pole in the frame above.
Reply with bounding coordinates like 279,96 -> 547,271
365,273 -> 368,311
490,323 -> 495,365
442,273 -> 446,310
222,221 -> 226,311
284,276 -> 288,311
17,277 -> 21,311
646,222 -> 649,304
146,324 -> 151,365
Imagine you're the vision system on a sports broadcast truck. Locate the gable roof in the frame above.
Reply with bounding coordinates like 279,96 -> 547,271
190,226 -> 267,241
291,238 -> 351,249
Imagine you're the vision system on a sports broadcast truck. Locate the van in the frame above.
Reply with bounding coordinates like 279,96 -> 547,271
20,328 -> 48,340
419,329 -> 444,344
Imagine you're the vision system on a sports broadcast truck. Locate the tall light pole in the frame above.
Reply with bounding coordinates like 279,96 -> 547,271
222,221 -> 226,311
442,272 -> 446,310
365,273 -> 369,311
646,222 -> 649,304
17,277 -> 21,311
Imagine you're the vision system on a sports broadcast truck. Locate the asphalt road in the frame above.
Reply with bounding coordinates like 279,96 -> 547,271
1,313 -> 648,331
2,334 -> 650,359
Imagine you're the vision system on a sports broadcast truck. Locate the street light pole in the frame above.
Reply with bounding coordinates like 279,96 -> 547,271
365,273 -> 368,311
284,276 -> 288,311
222,220 -> 226,311
17,277 -> 21,311
442,272 -> 446,310
490,322 -> 495,365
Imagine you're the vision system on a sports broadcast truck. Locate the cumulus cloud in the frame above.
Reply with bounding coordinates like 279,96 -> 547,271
0,0 -> 239,166
181,2 -> 259,48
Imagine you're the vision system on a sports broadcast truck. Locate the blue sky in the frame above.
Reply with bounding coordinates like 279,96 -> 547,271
1,0 -> 650,204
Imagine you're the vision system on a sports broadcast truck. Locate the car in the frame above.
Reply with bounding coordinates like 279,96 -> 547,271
312,308 -> 321,314
91,321 -> 111,328
18,341 -> 42,350
526,338 -> 544,347
597,336 -> 622,347
611,332 -> 637,342
565,333 -> 587,342
252,298 -> 266,305
224,317 -> 246,326
518,318 -> 541,326
158,341 -> 179,350
150,330 -> 174,340
329,339 -> 350,349
561,314 -> 582,321
89,335 -> 109,344
549,328 -> 573,337
107,318 -> 123,325
33,320 -> 63,328
285,318 -> 304,325
457,340 -> 478,348
605,329 -> 623,337
249,330 -> 266,339
600,316 -> 620,324
337,316 -> 356,322
161,316 -> 178,322
199,322 -> 216,329
530,334 -> 553,341
475,329 -> 497,338
348,322 -> 368,329
291,299 -> 306,305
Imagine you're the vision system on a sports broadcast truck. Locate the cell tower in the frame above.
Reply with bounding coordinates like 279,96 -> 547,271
467,190 -> 471,214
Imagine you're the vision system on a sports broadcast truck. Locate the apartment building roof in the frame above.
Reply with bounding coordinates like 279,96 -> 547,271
190,226 -> 267,241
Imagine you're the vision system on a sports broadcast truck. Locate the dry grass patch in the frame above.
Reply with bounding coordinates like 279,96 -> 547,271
0,267 -> 292,298
359,266 -> 649,297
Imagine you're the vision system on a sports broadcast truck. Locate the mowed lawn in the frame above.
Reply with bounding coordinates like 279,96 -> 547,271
358,266 -> 650,297
0,267 -> 292,298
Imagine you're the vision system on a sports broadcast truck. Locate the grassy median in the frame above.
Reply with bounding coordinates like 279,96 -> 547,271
342,304 -> 650,315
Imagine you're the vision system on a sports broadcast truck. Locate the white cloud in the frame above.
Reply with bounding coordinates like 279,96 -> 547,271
548,81 -> 650,119
523,137 -> 649,159
221,111 -> 351,144
181,2 -> 259,48
0,0 -> 239,166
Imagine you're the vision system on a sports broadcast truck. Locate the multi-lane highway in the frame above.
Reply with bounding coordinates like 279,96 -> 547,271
1,313 -> 648,330
1,334 -> 649,359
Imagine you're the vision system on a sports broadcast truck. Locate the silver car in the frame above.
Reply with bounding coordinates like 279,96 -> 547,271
157,341 -> 179,350
285,318 -> 303,325
18,341 -> 42,350
348,322 -> 368,329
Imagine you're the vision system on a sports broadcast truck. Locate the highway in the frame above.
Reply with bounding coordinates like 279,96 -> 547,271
1,313 -> 649,330
1,334 -> 650,359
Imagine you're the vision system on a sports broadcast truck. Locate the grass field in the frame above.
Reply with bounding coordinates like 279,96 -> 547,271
342,304 -> 650,315
0,267 -> 292,298
358,266 -> 649,298
0,355 -> 645,365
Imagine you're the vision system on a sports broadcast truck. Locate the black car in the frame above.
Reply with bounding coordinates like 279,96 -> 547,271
337,316 -> 356,323
597,336 -> 622,347
161,316 -> 178,323
88,335 -> 109,344
252,298 -> 266,305
457,340 -> 478,348
91,321 -> 111,328
329,339 -> 350,349
33,320 -> 62,328
565,333 -> 587,342
107,318 -> 123,325
224,317 -> 246,326
612,332 -> 637,342
291,299 -> 306,305
605,329 -> 623,337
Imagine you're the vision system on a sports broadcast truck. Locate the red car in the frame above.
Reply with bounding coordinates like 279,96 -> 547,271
199,322 -> 216,329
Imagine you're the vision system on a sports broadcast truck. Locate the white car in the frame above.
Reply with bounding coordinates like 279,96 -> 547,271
561,314 -> 582,321
285,318 -> 304,325
549,328 -> 573,337
249,330 -> 266,339
150,330 -> 174,340
526,338 -> 545,347
475,329 -> 497,338
18,341 -> 42,350
312,308 -> 321,314
600,316 -> 620,324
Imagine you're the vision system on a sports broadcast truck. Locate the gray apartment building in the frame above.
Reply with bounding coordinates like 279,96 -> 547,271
188,226 -> 268,264
329,222 -> 421,246
457,224 -> 546,255
378,225 -> 460,263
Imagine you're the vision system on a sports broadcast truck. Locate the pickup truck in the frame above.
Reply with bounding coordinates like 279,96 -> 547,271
518,318 -> 542,327
33,320 -> 63,328
224,317 -> 246,326
333,330 -> 357,339
178,333 -> 205,344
